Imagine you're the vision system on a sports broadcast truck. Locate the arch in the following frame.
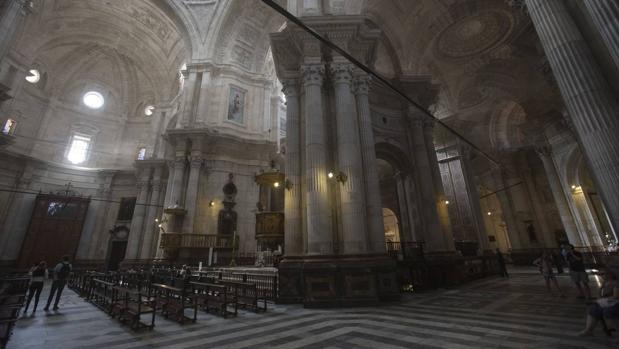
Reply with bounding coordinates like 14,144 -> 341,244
383,208 -> 400,243
375,142 -> 412,173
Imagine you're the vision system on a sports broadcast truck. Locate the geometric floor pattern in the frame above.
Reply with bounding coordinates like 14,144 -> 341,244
10,268 -> 618,348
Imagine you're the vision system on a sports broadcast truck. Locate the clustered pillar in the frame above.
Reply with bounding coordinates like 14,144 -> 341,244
526,0 -> 619,232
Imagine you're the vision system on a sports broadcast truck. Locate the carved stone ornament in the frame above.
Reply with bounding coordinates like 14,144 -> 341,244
301,65 -> 325,86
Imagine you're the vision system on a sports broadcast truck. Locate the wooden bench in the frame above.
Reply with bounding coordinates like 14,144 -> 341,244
90,279 -> 116,312
0,277 -> 30,349
151,283 -> 196,324
114,286 -> 155,330
190,281 -> 237,318
220,280 -> 267,313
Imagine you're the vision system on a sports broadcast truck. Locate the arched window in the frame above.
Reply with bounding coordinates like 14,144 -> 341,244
2,119 -> 16,135
67,134 -> 91,164
137,147 -> 146,160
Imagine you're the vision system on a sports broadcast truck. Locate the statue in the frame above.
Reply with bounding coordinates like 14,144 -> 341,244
218,173 -> 238,236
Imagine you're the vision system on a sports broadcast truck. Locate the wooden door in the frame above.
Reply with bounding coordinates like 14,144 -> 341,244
107,240 -> 127,271
18,194 -> 90,268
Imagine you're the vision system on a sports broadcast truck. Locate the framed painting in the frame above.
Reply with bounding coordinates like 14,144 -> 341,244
227,86 -> 246,124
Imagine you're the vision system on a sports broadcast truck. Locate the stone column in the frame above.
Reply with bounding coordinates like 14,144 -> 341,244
301,64 -> 331,255
403,174 -> 422,241
492,169 -> 523,250
141,168 -> 162,260
330,63 -> 367,254
459,145 -> 490,252
394,171 -> 412,242
0,166 -> 33,261
125,170 -> 151,260
183,140 -> 202,234
421,119 -> 455,252
520,165 -> 554,247
536,147 -> 583,246
0,0 -> 30,63
353,73 -> 385,253
526,0 -> 619,231
408,115 -> 441,248
282,79 -> 303,255
169,154 -> 186,209
583,0 -> 619,70
87,171 -> 114,259
179,68 -> 198,128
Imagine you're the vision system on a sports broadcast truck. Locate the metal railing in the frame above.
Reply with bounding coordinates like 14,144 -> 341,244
159,234 -> 233,249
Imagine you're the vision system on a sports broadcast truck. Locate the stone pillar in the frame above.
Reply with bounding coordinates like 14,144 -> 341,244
394,171 -> 412,242
403,174 -> 422,241
179,68 -> 198,128
408,115 -> 441,249
141,168 -> 162,260
125,170 -> 151,260
526,0 -> 619,231
301,64 -> 331,255
459,146 -> 490,252
353,73 -> 385,253
492,169 -> 523,250
0,166 -> 33,262
421,119 -> 455,252
330,63 -> 367,254
282,79 -> 303,255
169,154 -> 186,209
183,140 -> 202,234
0,0 -> 30,63
519,163 -> 554,247
583,0 -> 619,70
87,171 -> 114,259
537,147 -> 583,246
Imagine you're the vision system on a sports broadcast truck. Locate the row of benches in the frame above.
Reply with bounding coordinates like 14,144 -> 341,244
0,276 -> 29,349
73,272 -> 268,330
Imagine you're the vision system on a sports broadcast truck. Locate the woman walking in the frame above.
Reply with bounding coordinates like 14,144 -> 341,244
24,261 -> 47,314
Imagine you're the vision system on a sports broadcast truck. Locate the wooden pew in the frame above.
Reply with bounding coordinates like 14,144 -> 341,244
0,276 -> 29,349
151,283 -> 196,324
190,281 -> 237,318
114,286 -> 155,330
220,280 -> 267,313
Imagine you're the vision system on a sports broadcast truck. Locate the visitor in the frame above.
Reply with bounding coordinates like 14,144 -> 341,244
566,244 -> 591,300
533,250 -> 564,297
495,249 -> 508,278
552,251 -> 564,274
23,261 -> 47,314
44,255 -> 72,311
578,268 -> 619,336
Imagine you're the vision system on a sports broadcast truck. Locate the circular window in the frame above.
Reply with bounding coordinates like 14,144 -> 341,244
144,105 -> 155,116
25,69 -> 40,83
83,91 -> 104,109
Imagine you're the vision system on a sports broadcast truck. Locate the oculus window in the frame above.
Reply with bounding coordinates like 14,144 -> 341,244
144,105 -> 154,116
83,91 -> 104,109
137,147 -> 146,160
2,119 -> 16,135
67,134 -> 91,164
25,69 -> 40,83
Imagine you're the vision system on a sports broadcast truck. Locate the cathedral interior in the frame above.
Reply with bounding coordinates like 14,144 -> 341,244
0,0 -> 619,348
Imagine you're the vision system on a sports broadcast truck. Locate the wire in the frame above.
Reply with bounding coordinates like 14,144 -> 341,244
260,0 -> 501,167
0,187 -> 163,208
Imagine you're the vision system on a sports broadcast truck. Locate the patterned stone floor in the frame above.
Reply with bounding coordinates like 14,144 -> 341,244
9,268 -> 619,348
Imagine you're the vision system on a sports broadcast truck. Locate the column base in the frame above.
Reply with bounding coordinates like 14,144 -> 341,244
277,254 -> 399,308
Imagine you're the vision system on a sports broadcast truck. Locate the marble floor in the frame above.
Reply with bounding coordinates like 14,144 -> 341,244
9,268 -> 618,349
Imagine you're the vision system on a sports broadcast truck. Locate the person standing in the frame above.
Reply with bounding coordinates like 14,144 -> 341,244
534,250 -> 564,297
495,249 -> 509,278
23,261 -> 47,314
44,255 -> 72,311
566,244 -> 591,300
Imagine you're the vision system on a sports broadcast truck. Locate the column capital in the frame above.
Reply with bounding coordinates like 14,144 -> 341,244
328,63 -> 353,85
281,79 -> 300,98
352,73 -> 371,96
189,155 -> 204,169
173,156 -> 186,169
300,64 -> 325,87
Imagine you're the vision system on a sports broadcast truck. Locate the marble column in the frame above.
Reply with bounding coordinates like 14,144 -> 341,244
403,174 -> 422,241
125,171 -> 151,260
179,68 -> 198,128
0,0 -> 30,63
87,171 -> 114,259
394,172 -> 412,242
583,0 -> 619,70
353,73 -> 385,253
526,0 -> 619,232
141,168 -> 162,260
520,165 -> 554,247
421,119 -> 455,252
169,154 -> 186,209
492,169 -> 524,250
536,147 -> 583,246
282,79 -> 303,255
0,166 -> 33,261
409,115 -> 441,247
459,146 -> 490,251
183,141 -> 202,234
330,63 -> 367,254
301,64 -> 331,255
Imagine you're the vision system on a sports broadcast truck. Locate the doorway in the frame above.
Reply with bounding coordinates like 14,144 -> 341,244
107,240 -> 127,271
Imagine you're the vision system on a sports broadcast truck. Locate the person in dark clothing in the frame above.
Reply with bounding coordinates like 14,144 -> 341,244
496,249 -> 509,278
566,245 -> 591,300
44,255 -> 72,311
24,261 -> 47,314
552,252 -> 564,274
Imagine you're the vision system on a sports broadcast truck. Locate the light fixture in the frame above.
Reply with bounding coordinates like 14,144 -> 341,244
83,91 -> 104,109
25,69 -> 40,83
209,200 -> 215,207
328,171 -> 347,184
571,185 -> 576,189
273,182 -> 280,188
445,200 -> 450,205
157,224 -> 163,228
155,218 -> 159,223
328,172 -> 334,179
144,105 -> 155,116
487,211 -> 492,216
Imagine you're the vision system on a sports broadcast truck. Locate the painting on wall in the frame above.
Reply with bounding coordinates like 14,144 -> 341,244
227,86 -> 246,124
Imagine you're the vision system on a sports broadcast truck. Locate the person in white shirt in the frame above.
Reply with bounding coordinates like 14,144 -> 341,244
24,261 -> 48,314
